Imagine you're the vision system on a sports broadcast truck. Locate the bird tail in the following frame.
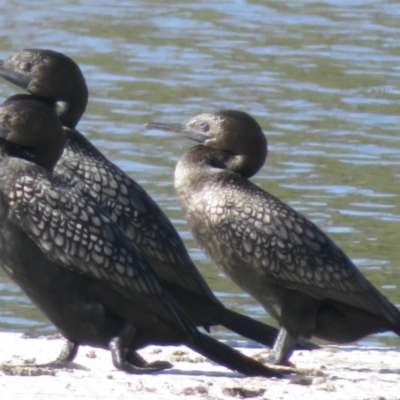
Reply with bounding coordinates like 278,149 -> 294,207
393,325 -> 400,337
187,331 -> 281,377
215,307 -> 318,350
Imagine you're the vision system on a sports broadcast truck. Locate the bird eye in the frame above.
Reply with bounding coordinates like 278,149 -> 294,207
198,121 -> 209,132
18,61 -> 32,72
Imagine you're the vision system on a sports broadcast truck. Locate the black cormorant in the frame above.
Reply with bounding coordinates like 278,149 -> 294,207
0,48 -> 293,351
0,98 -> 282,376
146,109 -> 400,365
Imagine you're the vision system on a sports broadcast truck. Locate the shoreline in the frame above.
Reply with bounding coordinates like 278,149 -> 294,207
0,332 -> 399,399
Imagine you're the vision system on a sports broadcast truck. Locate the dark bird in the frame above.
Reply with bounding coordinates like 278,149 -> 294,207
145,109 -> 400,365
0,97 -> 282,376
0,48 -> 295,351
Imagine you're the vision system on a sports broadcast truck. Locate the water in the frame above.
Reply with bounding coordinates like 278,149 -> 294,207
0,0 -> 399,346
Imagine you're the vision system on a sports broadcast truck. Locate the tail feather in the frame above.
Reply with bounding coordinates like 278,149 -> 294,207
216,308 -> 277,347
216,307 -> 319,350
187,331 -> 282,377
369,286 -> 400,328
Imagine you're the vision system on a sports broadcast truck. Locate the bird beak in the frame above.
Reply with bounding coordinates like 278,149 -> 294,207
145,122 -> 212,143
0,60 -> 32,90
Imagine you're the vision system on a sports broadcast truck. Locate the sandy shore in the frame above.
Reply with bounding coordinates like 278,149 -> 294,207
0,332 -> 399,400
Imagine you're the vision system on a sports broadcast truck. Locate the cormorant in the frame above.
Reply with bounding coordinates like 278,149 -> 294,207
0,49 -> 295,351
146,109 -> 400,365
0,97 -> 281,376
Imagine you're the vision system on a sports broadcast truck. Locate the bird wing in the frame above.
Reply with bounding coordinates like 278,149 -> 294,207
5,160 -> 191,331
211,178 -> 400,325
55,129 -> 215,298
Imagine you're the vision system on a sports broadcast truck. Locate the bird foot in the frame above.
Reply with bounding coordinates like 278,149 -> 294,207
110,336 -> 172,374
143,360 -> 173,369
112,357 -> 172,374
263,351 -> 295,367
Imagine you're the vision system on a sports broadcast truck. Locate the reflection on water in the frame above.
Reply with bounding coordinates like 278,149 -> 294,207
0,1 -> 399,346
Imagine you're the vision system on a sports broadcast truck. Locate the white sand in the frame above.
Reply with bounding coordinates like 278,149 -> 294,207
0,332 -> 399,400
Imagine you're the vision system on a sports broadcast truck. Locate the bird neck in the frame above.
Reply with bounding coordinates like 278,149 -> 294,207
176,144 -> 265,181
55,93 -> 87,130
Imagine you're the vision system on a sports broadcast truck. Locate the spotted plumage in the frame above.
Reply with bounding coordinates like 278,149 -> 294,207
0,48 -> 288,351
146,109 -> 400,365
179,172 -> 397,323
56,128 -> 208,295
1,156 -> 179,315
0,98 -> 280,377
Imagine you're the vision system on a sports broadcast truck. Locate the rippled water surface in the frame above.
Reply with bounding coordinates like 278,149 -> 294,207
0,0 -> 400,346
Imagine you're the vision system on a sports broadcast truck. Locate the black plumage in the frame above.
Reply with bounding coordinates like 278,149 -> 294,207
0,98 -> 281,376
146,109 -> 400,365
0,48 -> 293,350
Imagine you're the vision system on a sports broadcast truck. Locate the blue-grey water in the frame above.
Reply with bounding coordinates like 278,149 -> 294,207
0,0 -> 400,347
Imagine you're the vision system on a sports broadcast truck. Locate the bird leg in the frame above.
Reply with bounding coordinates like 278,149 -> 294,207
109,324 -> 172,374
266,291 -> 319,365
52,340 -> 80,364
265,327 -> 296,365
